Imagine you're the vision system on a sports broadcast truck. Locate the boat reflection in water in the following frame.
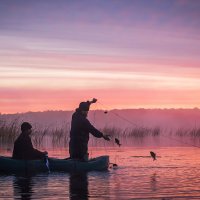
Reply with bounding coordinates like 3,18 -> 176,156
69,172 -> 88,200
13,175 -> 34,200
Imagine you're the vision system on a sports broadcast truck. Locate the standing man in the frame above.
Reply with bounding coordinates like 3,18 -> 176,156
69,98 -> 110,161
12,122 -> 47,160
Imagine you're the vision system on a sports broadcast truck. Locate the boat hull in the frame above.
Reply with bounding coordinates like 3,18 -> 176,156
0,156 -> 109,174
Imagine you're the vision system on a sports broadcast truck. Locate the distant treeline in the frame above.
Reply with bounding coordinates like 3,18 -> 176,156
1,108 -> 200,131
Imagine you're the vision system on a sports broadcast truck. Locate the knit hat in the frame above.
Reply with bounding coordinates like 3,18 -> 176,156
21,122 -> 32,132
78,101 -> 91,111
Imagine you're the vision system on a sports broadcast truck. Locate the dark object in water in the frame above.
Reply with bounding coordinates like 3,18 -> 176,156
115,138 -> 121,147
44,154 -> 50,173
104,111 -> 108,114
109,163 -> 118,169
150,151 -> 156,161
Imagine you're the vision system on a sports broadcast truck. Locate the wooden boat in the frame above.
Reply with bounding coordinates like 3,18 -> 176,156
0,155 -> 109,174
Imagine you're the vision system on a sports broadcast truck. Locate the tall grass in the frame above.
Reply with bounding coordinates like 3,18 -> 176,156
0,120 -> 70,148
101,126 -> 161,138
1,119 -> 200,148
32,124 -> 70,148
0,120 -> 19,144
175,127 -> 200,137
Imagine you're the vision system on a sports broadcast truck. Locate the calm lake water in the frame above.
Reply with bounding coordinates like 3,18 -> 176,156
1,144 -> 200,200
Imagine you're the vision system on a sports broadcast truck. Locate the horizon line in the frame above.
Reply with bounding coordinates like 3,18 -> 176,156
1,107 -> 200,115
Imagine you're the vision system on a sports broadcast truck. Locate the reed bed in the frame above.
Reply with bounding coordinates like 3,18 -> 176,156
1,119 -> 200,147
100,126 -> 161,138
0,120 -> 70,148
0,123 -> 161,148
32,125 -> 70,148
0,120 -> 19,144
175,127 -> 200,137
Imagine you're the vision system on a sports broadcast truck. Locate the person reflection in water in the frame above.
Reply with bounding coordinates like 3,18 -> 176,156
12,122 -> 48,160
69,173 -> 88,200
69,98 -> 110,161
13,176 -> 33,200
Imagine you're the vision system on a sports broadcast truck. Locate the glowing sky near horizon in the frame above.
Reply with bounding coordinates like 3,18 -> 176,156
0,0 -> 200,113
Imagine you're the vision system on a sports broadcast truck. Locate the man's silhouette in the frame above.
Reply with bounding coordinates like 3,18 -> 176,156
69,98 -> 110,161
12,122 -> 47,160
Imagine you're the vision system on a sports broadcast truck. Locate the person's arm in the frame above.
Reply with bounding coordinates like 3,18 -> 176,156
83,118 -> 110,140
25,137 -> 46,157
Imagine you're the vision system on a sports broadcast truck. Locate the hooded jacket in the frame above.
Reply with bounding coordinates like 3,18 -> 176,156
69,109 -> 103,160
12,132 -> 45,160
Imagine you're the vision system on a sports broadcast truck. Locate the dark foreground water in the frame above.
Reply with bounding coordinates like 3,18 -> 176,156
0,147 -> 200,199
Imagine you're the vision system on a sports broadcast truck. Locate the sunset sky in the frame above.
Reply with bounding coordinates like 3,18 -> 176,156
1,0 -> 200,114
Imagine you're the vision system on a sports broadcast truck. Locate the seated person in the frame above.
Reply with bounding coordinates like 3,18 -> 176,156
12,122 -> 47,160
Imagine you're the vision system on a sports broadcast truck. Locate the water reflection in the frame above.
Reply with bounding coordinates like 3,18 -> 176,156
0,147 -> 199,199
69,173 -> 88,200
150,172 -> 157,192
13,175 -> 34,200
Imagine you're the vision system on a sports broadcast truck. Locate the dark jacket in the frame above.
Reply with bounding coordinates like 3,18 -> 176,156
12,132 -> 45,160
69,110 -> 103,160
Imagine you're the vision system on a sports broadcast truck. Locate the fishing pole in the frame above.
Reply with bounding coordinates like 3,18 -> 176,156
97,101 -> 137,147
97,101 -> 200,149
97,101 -> 139,127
